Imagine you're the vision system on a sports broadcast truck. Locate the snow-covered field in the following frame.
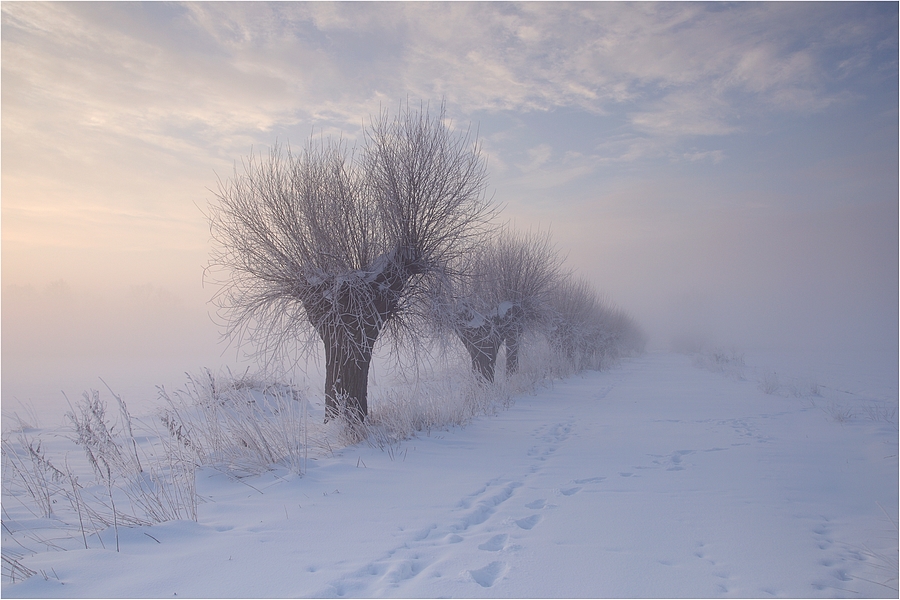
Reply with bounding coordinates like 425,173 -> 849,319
3,352 -> 897,598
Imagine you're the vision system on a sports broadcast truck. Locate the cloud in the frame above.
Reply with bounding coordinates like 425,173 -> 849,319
629,104 -> 737,137
683,150 -> 725,164
180,3 -> 772,123
4,2 -> 891,168
520,144 -> 554,171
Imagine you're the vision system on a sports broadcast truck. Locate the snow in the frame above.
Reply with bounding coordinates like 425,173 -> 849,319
3,352 -> 897,598
460,301 -> 517,329
360,252 -> 392,284
463,308 -> 487,329
496,301 -> 515,319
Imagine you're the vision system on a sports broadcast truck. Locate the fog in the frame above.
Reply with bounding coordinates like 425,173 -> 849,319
583,200 -> 898,355
3,2 -> 897,422
5,193 -> 895,422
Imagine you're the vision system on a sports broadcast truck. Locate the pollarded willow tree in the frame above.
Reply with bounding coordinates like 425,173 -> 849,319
450,228 -> 564,382
207,103 -> 493,422
548,276 -> 600,370
548,275 -> 646,373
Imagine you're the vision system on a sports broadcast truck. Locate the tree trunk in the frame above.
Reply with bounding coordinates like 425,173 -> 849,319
323,335 -> 372,422
504,326 -> 522,375
457,326 -> 499,383
319,309 -> 382,423
310,246 -> 417,423
497,304 -> 524,376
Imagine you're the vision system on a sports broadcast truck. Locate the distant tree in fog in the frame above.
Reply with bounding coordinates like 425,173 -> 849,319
448,228 -> 563,382
548,275 -> 646,372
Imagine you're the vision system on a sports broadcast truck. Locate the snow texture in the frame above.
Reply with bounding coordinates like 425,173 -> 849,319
3,353 -> 897,598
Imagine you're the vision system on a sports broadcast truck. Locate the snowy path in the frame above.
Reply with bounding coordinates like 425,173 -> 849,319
5,353 -> 897,598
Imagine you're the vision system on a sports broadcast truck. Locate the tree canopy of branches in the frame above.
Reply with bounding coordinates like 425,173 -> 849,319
449,228 -> 564,382
207,103 -> 493,422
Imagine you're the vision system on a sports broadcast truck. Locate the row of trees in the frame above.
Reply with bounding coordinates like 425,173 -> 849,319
207,102 -> 645,423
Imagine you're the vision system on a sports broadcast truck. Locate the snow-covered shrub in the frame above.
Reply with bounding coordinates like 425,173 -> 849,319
862,402 -> 897,424
693,348 -> 745,380
1,435 -> 64,520
824,402 -> 856,423
365,369 -> 510,446
758,372 -> 781,395
157,369 -> 310,476
332,339 -> 558,449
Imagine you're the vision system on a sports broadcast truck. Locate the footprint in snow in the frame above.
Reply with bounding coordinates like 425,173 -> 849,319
515,514 -> 541,530
413,524 -> 437,541
650,450 -> 694,471
595,385 -> 614,400
478,534 -> 507,551
560,486 -> 581,496
574,476 -> 605,484
468,561 -> 507,587
386,558 -> 423,583
525,499 -> 546,509
458,484 -> 489,509
671,450 -> 694,462
453,481 -> 522,531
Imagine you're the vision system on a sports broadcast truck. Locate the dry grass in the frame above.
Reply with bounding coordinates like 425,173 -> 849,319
157,368 -> 310,476
693,348 -> 746,381
2,387 -> 197,574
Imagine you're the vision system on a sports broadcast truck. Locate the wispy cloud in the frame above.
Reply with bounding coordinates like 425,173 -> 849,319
2,2 -> 895,254
4,2 -> 891,161
683,150 -> 725,165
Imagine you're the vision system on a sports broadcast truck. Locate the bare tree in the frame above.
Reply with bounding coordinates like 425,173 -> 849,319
451,228 -> 563,382
548,275 -> 646,372
547,275 -> 595,371
207,102 -> 493,422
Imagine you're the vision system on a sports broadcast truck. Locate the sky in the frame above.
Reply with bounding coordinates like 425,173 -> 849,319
2,2 -> 897,418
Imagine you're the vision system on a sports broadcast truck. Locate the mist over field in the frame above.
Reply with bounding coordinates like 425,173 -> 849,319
2,2 -> 897,419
